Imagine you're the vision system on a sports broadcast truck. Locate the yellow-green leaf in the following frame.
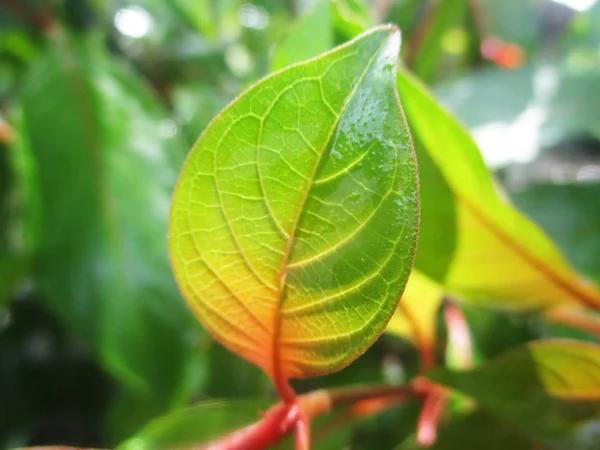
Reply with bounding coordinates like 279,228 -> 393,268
386,270 -> 443,352
169,27 -> 419,392
397,69 -> 600,311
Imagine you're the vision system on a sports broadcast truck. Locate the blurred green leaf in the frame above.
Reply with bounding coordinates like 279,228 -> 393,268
479,0 -> 538,50
397,69 -> 600,311
117,398 -> 271,450
410,0 -> 470,82
435,61 -> 600,165
397,408 -> 533,450
0,130 -> 25,308
331,0 -> 371,41
428,339 -> 600,447
171,83 -> 233,147
17,30 -> 203,411
166,0 -> 217,39
512,183 -> 600,285
271,0 -> 333,72
383,0 -> 423,39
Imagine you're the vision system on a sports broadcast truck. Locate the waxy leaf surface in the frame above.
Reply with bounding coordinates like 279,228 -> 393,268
169,27 -> 419,383
397,70 -> 600,311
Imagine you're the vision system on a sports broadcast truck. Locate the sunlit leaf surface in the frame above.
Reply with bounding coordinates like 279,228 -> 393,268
169,26 -> 419,383
397,70 -> 600,311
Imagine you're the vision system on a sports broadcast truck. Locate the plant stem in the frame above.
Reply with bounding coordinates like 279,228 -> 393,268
203,383 -> 425,450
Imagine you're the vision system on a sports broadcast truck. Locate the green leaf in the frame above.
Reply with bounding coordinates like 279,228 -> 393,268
409,0 -> 470,82
271,4 -> 457,295
271,0 -> 333,73
331,0 -> 372,40
117,398 -> 271,450
271,0 -> 372,73
0,140 -> 17,307
397,409 -> 533,450
18,31 -> 203,408
397,69 -> 600,311
512,183 -> 600,286
166,0 -> 218,39
479,0 -> 538,50
169,26 -> 419,386
428,339 -> 600,445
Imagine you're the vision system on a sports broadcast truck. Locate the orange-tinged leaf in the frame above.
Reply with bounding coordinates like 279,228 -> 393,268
169,27 -> 419,395
397,69 -> 600,311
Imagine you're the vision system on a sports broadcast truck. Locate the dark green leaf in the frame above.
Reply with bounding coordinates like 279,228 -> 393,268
428,339 -> 600,447
397,409 -> 533,450
18,30 -> 203,410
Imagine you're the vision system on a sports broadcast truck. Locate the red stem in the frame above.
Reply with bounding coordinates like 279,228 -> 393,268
202,384 -> 424,450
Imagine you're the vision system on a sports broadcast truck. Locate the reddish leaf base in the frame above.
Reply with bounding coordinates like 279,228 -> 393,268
202,401 -> 310,450
202,385 -> 424,450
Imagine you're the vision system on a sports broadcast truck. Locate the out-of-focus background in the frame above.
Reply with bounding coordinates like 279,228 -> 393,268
0,0 -> 599,448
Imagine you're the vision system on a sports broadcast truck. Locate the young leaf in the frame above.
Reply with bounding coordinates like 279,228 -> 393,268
427,340 -> 600,442
397,69 -> 600,311
169,26 -> 419,396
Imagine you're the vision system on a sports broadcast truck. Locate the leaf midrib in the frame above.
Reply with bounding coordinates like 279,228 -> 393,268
270,29 -> 394,393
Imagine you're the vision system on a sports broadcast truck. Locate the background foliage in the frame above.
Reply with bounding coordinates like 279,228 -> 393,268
1,0 -> 600,448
